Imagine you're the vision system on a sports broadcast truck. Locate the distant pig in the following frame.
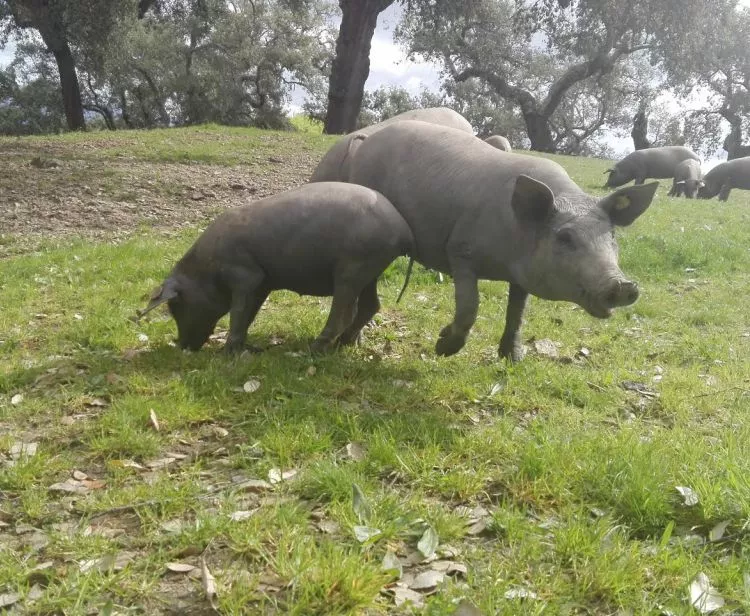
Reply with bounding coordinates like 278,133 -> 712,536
347,121 -> 658,362
138,183 -> 413,353
698,156 -> 750,201
485,135 -> 512,152
668,159 -> 704,198
605,146 -> 700,188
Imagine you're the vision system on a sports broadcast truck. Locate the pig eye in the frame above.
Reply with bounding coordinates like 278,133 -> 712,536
556,229 -> 576,248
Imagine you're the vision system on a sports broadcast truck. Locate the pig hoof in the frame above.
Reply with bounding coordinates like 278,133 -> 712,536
337,331 -> 363,347
498,341 -> 525,363
435,334 -> 465,357
310,339 -> 334,354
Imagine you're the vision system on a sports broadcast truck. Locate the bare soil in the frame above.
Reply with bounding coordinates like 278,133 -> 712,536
0,140 -> 319,254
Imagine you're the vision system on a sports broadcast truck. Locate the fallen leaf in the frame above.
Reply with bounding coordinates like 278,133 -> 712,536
138,333 -> 149,343
504,587 -> 539,600
532,339 -> 559,358
709,520 -> 730,542
167,563 -> 196,573
431,560 -> 468,577
306,366 -> 317,377
417,526 -> 439,560
466,518 -> 490,536
145,457 -> 176,469
316,519 -> 340,534
352,483 -> 372,523
48,479 -> 88,494
345,442 -> 366,461
409,569 -> 444,591
392,586 -> 424,608
200,557 -> 219,611
230,510 -> 257,522
454,599 -> 483,616
85,398 -> 108,408
268,468 -> 298,484
149,409 -> 160,432
243,379 -> 261,393
9,441 -> 38,459
81,479 -> 106,490
11,394 -> 23,405
160,520 -> 184,534
116,459 -> 145,470
72,470 -> 88,481
0,593 -> 20,608
689,572 -> 724,613
353,525 -> 381,543
382,551 -> 403,579
212,426 -> 229,438
488,381 -> 504,396
234,479 -> 272,493
27,584 -> 44,602
676,486 -> 699,506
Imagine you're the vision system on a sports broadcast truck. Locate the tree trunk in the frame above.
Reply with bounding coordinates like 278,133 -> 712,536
523,111 -> 556,152
631,103 -> 651,150
50,42 -> 86,131
323,0 -> 395,134
722,118 -> 750,159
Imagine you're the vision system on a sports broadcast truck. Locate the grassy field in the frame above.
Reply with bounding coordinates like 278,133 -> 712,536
1,125 -> 749,615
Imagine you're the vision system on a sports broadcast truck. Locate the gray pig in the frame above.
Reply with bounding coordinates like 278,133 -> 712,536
668,159 -> 704,199
310,107 -> 472,183
605,146 -> 699,188
137,182 -> 413,353
348,121 -> 658,361
698,157 -> 750,201
485,135 -> 512,152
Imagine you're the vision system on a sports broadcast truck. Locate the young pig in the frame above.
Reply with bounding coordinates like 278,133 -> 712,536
138,182 -> 413,353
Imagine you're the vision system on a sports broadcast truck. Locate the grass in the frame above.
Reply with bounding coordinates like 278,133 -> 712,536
1,125 -> 750,614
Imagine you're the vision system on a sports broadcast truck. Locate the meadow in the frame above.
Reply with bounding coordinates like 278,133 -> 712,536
1,123 -> 749,615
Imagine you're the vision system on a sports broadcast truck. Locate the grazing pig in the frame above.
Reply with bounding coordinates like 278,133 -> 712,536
485,135 -> 512,152
137,183 -> 413,353
310,107 -> 473,183
604,146 -> 700,188
668,159 -> 704,198
698,157 -> 750,201
347,121 -> 657,361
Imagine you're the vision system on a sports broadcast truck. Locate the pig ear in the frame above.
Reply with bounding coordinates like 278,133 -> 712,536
136,279 -> 179,320
603,168 -> 614,174
511,174 -> 555,227
599,181 -> 659,227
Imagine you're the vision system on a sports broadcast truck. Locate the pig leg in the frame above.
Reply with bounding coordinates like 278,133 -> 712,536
435,263 -> 478,356
719,183 -> 732,201
338,279 -> 380,346
311,284 -> 360,353
225,270 -> 269,353
498,283 -> 528,362
634,177 -> 645,185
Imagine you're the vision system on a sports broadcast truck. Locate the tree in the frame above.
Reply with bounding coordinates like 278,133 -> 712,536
323,0 -> 395,134
0,0 -> 144,130
396,0 -> 735,152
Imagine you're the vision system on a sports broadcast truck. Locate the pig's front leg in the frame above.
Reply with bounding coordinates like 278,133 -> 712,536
498,283 -> 528,362
435,262 -> 478,357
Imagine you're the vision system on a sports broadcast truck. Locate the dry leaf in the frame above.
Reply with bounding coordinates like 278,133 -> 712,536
382,551 -> 403,579
146,457 -> 176,469
85,398 -> 108,408
306,366 -> 317,377
352,484 -> 371,523
10,394 -> 23,406
81,479 -> 106,490
160,520 -> 184,534
149,409 -> 160,432
409,570 -> 444,591
316,519 -> 340,534
504,587 -> 538,600
392,587 -> 424,608
9,442 -> 38,459
27,584 -> 44,602
268,468 -> 298,484
243,379 -> 261,393
49,479 -> 88,494
689,572 -> 724,613
532,339 -> 559,358
676,486 -> 699,506
345,442 -> 366,461
709,520 -> 730,542
72,470 -> 88,481
0,593 -> 20,608
200,557 -> 219,611
417,526 -> 439,560
167,563 -> 196,573
235,479 -> 272,493
353,525 -> 381,543
229,510 -> 257,522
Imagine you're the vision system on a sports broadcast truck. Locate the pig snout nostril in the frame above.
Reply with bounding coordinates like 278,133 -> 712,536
624,283 -> 639,304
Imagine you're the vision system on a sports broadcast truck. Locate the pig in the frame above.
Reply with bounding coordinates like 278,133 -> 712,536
604,146 -> 700,188
485,135 -> 512,152
347,121 -> 658,362
310,107 -> 473,183
698,156 -> 750,201
137,182 -> 413,353
668,159 -> 704,198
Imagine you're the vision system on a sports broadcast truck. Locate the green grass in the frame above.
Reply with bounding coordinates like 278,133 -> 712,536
1,126 -> 750,614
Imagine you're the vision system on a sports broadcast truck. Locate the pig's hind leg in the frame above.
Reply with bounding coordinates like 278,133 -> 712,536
337,279 -> 380,347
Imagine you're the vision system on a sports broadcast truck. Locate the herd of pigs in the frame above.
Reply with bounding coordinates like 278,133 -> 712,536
138,107 -> 749,362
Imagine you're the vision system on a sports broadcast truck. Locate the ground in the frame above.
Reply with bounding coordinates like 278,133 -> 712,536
1,124 -> 750,615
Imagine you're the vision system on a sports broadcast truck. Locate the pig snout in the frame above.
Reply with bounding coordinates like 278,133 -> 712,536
603,279 -> 639,308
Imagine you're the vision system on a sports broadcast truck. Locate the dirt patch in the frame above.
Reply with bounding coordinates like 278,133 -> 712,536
0,143 -> 320,255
